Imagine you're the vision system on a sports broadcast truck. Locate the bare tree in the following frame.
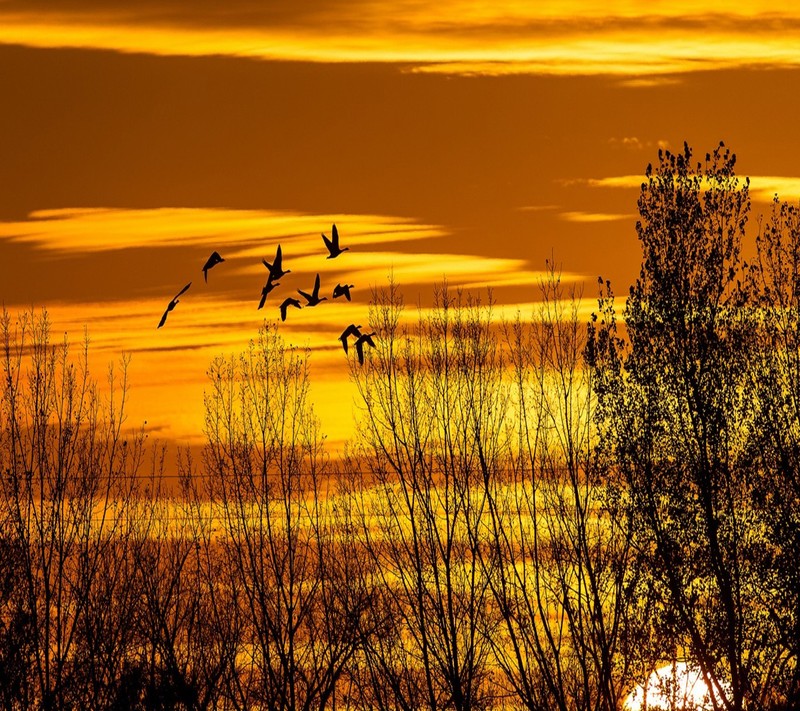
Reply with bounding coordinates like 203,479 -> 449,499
347,282 -> 501,711
0,308 -> 152,709
474,264 -> 646,711
202,322 -> 364,711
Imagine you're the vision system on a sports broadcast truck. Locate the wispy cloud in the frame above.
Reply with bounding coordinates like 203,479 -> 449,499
0,207 -> 439,254
2,4 -> 800,75
1,206 -> 557,448
746,176 -> 800,203
560,211 -> 632,223
576,173 -> 800,204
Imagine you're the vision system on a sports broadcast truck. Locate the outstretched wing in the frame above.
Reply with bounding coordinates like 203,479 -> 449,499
174,282 -> 192,299
331,223 -> 339,247
157,308 -> 169,329
345,324 -> 362,339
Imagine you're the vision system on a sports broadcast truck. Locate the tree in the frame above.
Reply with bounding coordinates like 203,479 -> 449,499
0,308 -> 153,709
743,198 -> 800,707
202,323 -> 365,710
480,264 -> 646,711
346,281 -> 499,711
590,142 -> 787,710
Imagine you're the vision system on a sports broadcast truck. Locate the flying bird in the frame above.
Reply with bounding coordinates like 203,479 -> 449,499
338,324 -> 362,353
354,332 -> 376,365
157,282 -> 192,329
201,251 -> 225,283
263,244 -> 291,281
332,283 -> 354,301
322,224 -> 349,259
279,297 -> 301,322
258,278 -> 281,310
298,273 -> 327,307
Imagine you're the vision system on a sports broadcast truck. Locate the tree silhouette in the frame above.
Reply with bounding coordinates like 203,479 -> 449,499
589,142 -> 795,710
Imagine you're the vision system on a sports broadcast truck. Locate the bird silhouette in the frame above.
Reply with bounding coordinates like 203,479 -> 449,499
338,324 -> 362,353
263,244 -> 291,280
279,297 -> 301,322
322,224 -> 349,259
332,283 -> 354,301
201,251 -> 225,283
258,277 -> 281,310
158,282 -> 192,329
354,332 -> 376,365
298,273 -> 327,306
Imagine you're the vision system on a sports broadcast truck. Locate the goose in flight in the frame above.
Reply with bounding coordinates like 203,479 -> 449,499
354,332 -> 376,365
258,278 -> 281,310
158,282 -> 192,329
322,224 -> 349,259
263,244 -> 291,281
332,283 -> 354,301
298,273 -> 327,307
201,251 -> 225,283
338,324 -> 362,353
279,297 -> 301,322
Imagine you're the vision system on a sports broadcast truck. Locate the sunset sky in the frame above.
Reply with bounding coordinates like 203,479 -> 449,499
3,1 -> 800,449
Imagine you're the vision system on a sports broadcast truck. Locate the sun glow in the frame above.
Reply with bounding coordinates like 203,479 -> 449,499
2,207 -> 563,449
624,662 -> 729,711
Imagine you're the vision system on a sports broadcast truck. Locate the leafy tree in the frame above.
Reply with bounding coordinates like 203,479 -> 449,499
590,142 -> 790,710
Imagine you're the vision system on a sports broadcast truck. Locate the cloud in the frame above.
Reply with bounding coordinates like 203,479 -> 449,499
2,5 -> 800,75
516,204 -> 560,212
746,176 -> 800,203
0,207 -> 440,254
559,211 -> 633,222
574,174 -> 800,205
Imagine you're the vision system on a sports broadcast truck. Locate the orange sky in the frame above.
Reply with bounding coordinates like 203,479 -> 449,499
2,2 -> 799,450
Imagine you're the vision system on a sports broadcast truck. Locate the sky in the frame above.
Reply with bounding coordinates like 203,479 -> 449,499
3,1 -> 800,450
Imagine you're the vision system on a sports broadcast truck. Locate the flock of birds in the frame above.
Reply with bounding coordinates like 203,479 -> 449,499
157,224 -> 377,364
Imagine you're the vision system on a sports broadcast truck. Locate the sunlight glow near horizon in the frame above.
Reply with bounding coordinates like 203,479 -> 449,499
624,662 -> 728,711
3,206 -> 580,449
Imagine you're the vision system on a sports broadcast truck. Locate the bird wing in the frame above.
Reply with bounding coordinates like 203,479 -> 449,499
332,223 -> 339,247
158,308 -> 169,329
343,286 -> 352,301
313,273 -> 321,296
263,258 -> 273,271
274,245 -> 283,270
175,282 -> 192,299
339,333 -> 349,353
322,233 -> 333,254
258,290 -> 267,310
355,338 -> 365,364
297,289 -> 312,303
